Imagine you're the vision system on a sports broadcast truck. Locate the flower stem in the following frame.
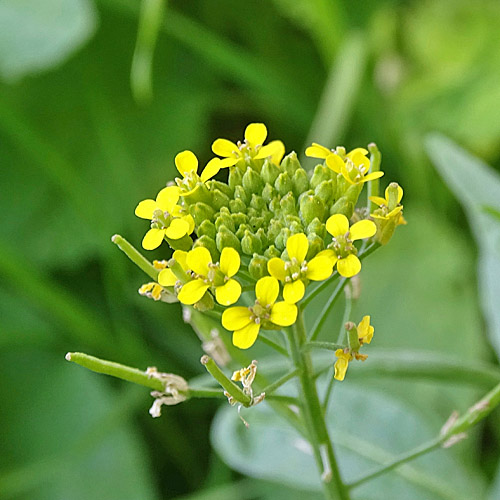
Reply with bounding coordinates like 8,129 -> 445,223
111,234 -> 159,280
305,341 -> 345,352
261,368 -> 300,395
287,309 -> 350,500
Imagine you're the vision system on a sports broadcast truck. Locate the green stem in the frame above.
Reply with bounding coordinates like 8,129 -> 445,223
305,341 -> 345,352
261,368 -> 300,395
337,288 -> 352,344
302,272 -> 340,308
308,278 -> 348,341
287,310 -> 350,500
258,331 -> 288,356
111,234 -> 159,280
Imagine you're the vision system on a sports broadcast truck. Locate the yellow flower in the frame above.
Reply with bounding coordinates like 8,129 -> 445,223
357,315 -> 374,345
157,251 -> 188,287
305,142 -> 335,160
370,183 -> 405,224
334,349 -> 353,381
138,282 -> 164,301
267,233 -> 334,303
212,123 -> 285,167
135,186 -> 195,250
176,247 -> 242,306
221,276 -> 297,349
324,214 -> 376,278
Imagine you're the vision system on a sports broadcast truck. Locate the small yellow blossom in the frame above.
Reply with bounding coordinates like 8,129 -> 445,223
267,233 -> 334,303
370,183 -> 406,224
222,276 -> 297,349
177,247 -> 242,306
157,251 -> 188,287
334,349 -> 353,381
135,186 -> 195,250
212,123 -> 285,167
139,282 -> 164,301
357,315 -> 374,345
324,214 -> 376,278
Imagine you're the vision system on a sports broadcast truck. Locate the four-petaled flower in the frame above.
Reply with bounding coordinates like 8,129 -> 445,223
267,233 -> 334,303
177,246 -> 242,306
324,214 -> 376,278
135,186 -> 194,250
370,183 -> 405,223
334,349 -> 353,381
212,123 -> 285,167
157,250 -> 188,288
222,276 -> 297,349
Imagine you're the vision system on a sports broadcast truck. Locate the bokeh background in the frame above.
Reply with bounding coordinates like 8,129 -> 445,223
1,0 -> 500,499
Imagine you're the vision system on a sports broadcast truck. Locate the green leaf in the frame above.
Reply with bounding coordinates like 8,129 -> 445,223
0,0 -> 98,82
211,383 -> 486,499
426,133 -> 500,359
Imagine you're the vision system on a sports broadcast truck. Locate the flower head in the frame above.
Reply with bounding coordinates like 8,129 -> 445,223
135,186 -> 194,250
334,349 -> 353,381
212,123 -> 285,167
222,276 -> 297,349
267,233 -> 334,303
370,183 -> 406,245
324,214 -> 376,277
176,246 -> 242,306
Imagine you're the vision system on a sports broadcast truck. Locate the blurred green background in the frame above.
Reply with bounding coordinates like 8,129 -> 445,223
1,0 -> 500,499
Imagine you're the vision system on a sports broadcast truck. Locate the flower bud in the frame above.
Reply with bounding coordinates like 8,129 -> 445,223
310,164 -> 332,189
281,151 -> 301,177
280,192 -> 297,215
261,159 -> 280,185
166,234 -> 193,251
267,219 -> 283,242
234,185 -> 249,205
228,168 -> 243,191
276,227 -> 292,251
256,228 -> 268,248
248,216 -> 265,231
236,223 -> 251,239
229,198 -> 247,214
269,196 -> 281,214
241,230 -> 263,255
211,188 -> 231,211
314,179 -> 335,204
264,245 -> 281,259
249,254 -> 269,279
215,207 -> 235,233
194,235 -> 219,261
299,194 -> 326,225
344,183 -> 363,207
330,197 -> 354,218
197,219 -> 216,239
194,290 -> 215,312
190,202 -> 215,226
293,168 -> 310,196
307,218 -> 326,238
231,212 -> 248,227
288,220 -> 303,235
274,171 -> 293,196
262,183 -> 277,203
242,167 -> 263,194
216,226 -> 241,253
306,234 -> 324,259
250,194 -> 266,211
210,180 -> 234,198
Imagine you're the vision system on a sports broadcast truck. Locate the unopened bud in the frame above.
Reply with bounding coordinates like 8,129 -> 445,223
211,188 -> 231,211
306,234 -> 324,259
315,180 -> 335,204
234,185 -> 249,205
293,168 -> 310,196
197,220 -> 216,239
281,151 -> 301,177
261,159 -> 280,185
215,208 -> 235,233
330,197 -> 354,218
249,254 -> 269,279
193,235 -> 219,262
344,183 -> 363,207
229,198 -> 247,214
262,183 -> 277,203
231,212 -> 248,227
241,230 -> 263,255
190,202 -> 215,226
276,227 -> 292,251
280,192 -> 297,215
216,226 -> 241,253
250,194 -> 266,211
307,218 -> 326,238
299,194 -> 326,225
242,167 -> 263,194
236,223 -> 251,239
310,164 -> 332,189
264,245 -> 281,259
267,219 -> 283,241
386,182 -> 400,210
255,228 -> 268,248
275,171 -> 293,196
228,168 -> 243,191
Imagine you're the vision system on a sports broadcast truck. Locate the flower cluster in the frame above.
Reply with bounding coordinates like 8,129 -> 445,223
134,123 -> 404,351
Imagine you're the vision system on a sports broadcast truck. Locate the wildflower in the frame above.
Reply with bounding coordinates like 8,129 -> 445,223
334,349 -> 353,381
324,214 -> 376,278
305,142 -> 338,160
222,276 -> 297,349
135,186 -> 194,250
177,246 -> 242,306
267,233 -> 334,303
357,315 -> 374,345
212,123 -> 285,167
157,251 -> 188,287
139,282 -> 164,301
370,183 -> 406,245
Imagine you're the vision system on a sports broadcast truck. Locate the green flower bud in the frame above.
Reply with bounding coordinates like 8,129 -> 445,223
264,245 -> 281,259
236,223 -> 251,239
241,230 -> 263,255
261,183 -> 277,204
280,192 -> 297,215
190,202 -> 215,226
249,216 -> 265,231
193,235 -> 219,261
267,219 -> 283,242
306,234 -> 324,260
274,171 -> 293,196
261,159 -> 280,185
314,179 -> 335,204
166,234 -> 193,252
242,167 -> 263,194
269,196 -> 281,214
250,194 -> 266,211
293,168 -> 310,197
276,227 -> 292,251
307,218 -> 326,238
211,189 -> 231,211
299,194 -> 326,225
228,168 -> 243,191
210,180 -> 234,198
330,196 -> 354,218
281,151 -> 301,177
310,164 -> 332,189
197,220 -> 216,239
216,226 -> 241,253
344,183 -> 363,207
255,227 -> 268,248
231,212 -> 248,227
215,208 -> 235,233
229,198 -> 247,214
285,214 -> 303,228
249,254 -> 269,279
289,220 -> 303,235
234,185 -> 249,205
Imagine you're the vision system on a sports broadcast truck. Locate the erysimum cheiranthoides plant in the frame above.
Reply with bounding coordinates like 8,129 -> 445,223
67,123 -> 410,499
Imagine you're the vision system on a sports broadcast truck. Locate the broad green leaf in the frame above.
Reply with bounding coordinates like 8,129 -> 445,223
426,134 -> 500,359
211,383 -> 486,499
0,0 -> 98,82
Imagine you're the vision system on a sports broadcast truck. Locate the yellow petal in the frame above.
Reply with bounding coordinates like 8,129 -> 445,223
245,123 -> 267,146
142,228 -> 166,250
326,214 -> 349,238
212,138 -> 239,158
267,258 -> 286,281
164,217 -> 189,239
270,140 -> 285,165
358,315 -> 374,344
361,171 -> 384,183
222,306 -> 253,330
254,141 -> 283,160
306,256 -> 334,281
219,157 -> 239,167
369,196 -> 387,207
156,186 -> 180,213
182,214 -> 195,235
347,147 -> 368,157
270,301 -> 298,326
255,276 -> 279,306
305,143 -> 331,159
350,220 -> 376,241
347,149 -> 369,168
173,250 -> 188,270
158,269 -> 178,287
283,280 -> 305,304
220,247 -> 240,277
316,249 -> 338,266
200,158 -> 221,182
135,199 -> 157,219
385,184 -> 403,204
326,153 -> 344,174
337,254 -> 361,278
177,279 -> 210,305
175,150 -> 198,177
286,233 -> 308,262
233,322 -> 260,349
215,279 -> 242,306
334,351 -> 350,381
186,246 -> 212,276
